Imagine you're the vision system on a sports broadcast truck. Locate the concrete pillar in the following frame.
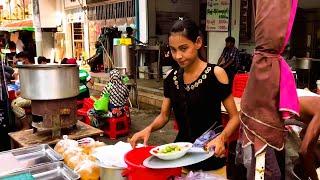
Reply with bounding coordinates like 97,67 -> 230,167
138,0 -> 148,43
32,0 -> 43,56
83,11 -> 90,58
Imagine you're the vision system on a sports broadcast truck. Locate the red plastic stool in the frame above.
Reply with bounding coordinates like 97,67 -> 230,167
77,100 -> 84,109
103,115 -> 130,140
83,98 -> 94,109
77,108 -> 91,125
232,73 -> 249,98
8,90 -> 16,101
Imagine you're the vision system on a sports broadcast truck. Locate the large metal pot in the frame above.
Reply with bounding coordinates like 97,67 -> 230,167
113,45 -> 134,76
99,164 -> 125,180
296,58 -> 312,70
18,64 -> 79,100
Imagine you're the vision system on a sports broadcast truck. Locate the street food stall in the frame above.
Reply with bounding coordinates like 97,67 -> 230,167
0,62 -> 230,179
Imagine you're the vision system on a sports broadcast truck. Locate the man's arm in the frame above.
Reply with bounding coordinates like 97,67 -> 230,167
299,96 -> 320,180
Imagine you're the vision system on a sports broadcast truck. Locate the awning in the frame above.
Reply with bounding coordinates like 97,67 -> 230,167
0,19 -> 34,32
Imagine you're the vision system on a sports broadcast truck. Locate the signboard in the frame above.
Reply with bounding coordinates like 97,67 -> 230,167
206,0 -> 230,32
64,0 -> 85,9
67,12 -> 85,23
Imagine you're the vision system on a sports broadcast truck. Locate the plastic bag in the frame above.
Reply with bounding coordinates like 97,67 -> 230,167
192,123 -> 223,151
62,147 -> 83,160
74,159 -> 100,180
175,171 -> 226,180
65,153 -> 87,170
78,137 -> 96,155
93,93 -> 109,112
54,135 -> 79,155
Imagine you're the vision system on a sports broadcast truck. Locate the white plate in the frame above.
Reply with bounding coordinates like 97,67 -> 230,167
150,142 -> 192,160
143,151 -> 214,169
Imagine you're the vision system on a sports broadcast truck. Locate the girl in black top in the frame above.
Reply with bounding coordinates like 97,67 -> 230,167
129,19 -> 239,171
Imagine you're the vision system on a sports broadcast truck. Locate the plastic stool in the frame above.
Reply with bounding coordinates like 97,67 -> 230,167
103,115 -> 130,140
77,100 -> 84,108
8,90 -> 16,101
77,108 -> 90,125
83,98 -> 94,109
232,73 -> 249,98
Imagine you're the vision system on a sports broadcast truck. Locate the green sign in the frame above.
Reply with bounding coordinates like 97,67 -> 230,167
206,0 -> 230,32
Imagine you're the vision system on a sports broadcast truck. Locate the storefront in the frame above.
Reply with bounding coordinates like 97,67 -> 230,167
86,0 -> 136,57
64,8 -> 88,60
142,0 -> 240,66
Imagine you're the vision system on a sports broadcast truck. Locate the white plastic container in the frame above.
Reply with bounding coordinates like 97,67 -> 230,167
138,66 -> 149,79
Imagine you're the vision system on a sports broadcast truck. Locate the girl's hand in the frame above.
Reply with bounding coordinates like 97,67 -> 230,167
205,133 -> 227,158
129,126 -> 152,148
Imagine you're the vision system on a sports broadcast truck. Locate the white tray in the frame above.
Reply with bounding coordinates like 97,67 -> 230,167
143,151 -> 214,169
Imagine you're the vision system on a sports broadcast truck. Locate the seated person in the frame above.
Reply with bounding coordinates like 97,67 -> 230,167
10,51 -> 33,130
37,56 -> 49,64
101,69 -> 130,117
88,69 -> 130,127
14,51 -> 33,65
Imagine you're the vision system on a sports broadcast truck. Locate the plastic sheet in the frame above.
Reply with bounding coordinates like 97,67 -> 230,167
175,171 -> 226,180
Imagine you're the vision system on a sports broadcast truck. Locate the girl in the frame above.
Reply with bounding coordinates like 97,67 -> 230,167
129,19 -> 239,172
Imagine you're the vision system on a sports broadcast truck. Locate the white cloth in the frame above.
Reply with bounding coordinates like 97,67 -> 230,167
296,89 -> 319,97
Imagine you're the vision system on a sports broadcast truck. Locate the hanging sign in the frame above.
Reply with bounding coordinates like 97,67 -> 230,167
206,0 -> 230,32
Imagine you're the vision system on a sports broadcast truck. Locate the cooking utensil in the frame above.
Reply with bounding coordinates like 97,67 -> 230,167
0,144 -> 62,176
18,64 -> 79,100
0,162 -> 80,180
143,151 -> 214,169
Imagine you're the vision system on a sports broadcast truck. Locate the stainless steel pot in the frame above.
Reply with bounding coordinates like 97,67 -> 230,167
99,164 -> 125,180
296,58 -> 312,70
18,64 -> 79,100
113,45 -> 134,76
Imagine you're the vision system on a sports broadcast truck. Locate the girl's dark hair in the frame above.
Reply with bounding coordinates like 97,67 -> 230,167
169,18 -> 207,61
170,18 -> 202,43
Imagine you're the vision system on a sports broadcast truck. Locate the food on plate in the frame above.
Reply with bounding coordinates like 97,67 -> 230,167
158,144 -> 182,154
150,142 -> 193,160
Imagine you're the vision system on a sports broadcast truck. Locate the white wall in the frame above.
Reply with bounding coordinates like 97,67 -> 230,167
39,0 -> 61,28
231,0 -> 240,48
208,32 -> 228,63
83,11 -> 90,57
139,0 -> 148,43
41,32 -> 55,59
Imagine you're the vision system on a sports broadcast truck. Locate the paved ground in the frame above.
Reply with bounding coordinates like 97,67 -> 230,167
97,103 -> 177,146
